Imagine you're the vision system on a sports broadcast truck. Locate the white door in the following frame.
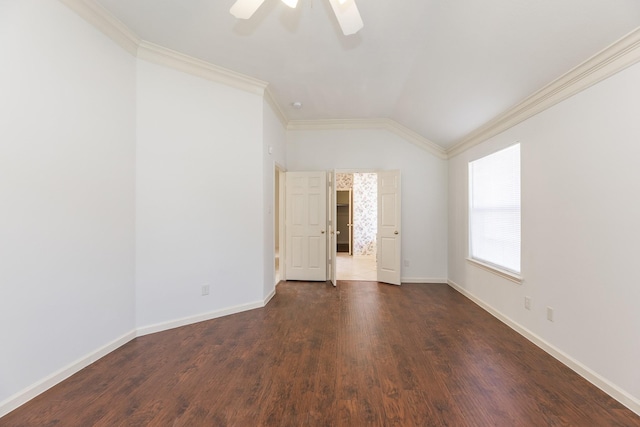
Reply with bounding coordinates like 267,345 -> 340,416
348,188 -> 353,255
286,171 -> 327,281
377,170 -> 402,285
329,171 -> 337,286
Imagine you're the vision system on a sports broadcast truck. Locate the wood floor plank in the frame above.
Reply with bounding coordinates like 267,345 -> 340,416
2,282 -> 639,426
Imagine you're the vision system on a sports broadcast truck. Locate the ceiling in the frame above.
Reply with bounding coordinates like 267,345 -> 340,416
95,0 -> 640,150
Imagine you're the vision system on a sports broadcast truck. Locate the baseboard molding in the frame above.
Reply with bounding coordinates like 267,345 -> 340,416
447,279 -> 640,416
264,287 -> 276,305
136,299 -> 268,337
0,329 -> 136,418
1,290 -> 280,419
401,277 -> 448,284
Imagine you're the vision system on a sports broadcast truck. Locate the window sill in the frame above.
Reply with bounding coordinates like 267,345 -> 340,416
466,258 -> 523,284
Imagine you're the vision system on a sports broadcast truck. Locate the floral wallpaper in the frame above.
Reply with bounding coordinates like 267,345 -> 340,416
336,173 -> 353,191
353,173 -> 377,256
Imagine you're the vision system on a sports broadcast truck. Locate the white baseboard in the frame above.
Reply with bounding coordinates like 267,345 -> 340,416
263,288 -> 276,305
447,279 -> 640,416
0,329 -> 136,418
1,290 -> 280,418
136,299 -> 268,337
401,277 -> 448,284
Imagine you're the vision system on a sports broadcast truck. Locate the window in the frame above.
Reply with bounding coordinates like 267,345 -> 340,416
469,143 -> 521,277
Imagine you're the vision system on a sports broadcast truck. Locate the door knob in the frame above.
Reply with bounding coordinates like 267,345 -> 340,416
394,231 -> 399,235
321,230 -> 326,234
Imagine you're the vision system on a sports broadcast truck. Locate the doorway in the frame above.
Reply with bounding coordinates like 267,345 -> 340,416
335,172 -> 378,281
280,169 -> 401,285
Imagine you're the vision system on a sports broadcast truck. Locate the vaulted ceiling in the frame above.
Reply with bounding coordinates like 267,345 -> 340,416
95,0 -> 640,150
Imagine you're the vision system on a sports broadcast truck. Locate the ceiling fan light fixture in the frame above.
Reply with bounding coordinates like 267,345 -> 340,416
328,0 -> 363,35
230,0 -> 363,35
230,0 -> 266,19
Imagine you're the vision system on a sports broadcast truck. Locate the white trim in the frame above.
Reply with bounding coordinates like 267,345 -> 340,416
448,27 -> 640,157
264,87 -> 289,128
0,329 -> 136,418
401,277 -> 448,284
1,291 -> 279,417
447,279 -> 640,416
55,1 -> 640,161
288,118 -> 448,160
58,0 -> 141,55
466,258 -> 523,284
136,299 -> 268,337
59,1 -> 269,97
264,287 -> 276,305
137,41 -> 268,96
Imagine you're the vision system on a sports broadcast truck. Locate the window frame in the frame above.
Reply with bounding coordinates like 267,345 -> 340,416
467,143 -> 522,284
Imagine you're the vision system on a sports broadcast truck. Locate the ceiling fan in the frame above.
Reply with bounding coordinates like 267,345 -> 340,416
230,0 -> 364,35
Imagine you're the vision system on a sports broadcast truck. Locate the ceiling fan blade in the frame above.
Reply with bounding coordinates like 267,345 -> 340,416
230,0 -> 266,19
328,0 -> 363,36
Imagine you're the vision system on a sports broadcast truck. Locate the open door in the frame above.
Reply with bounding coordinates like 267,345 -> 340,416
348,188 -> 353,255
377,170 -> 401,285
285,171 -> 327,281
329,171 -> 337,286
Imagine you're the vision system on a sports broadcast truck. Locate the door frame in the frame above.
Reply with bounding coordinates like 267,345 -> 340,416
333,168 -> 383,282
276,164 -> 286,283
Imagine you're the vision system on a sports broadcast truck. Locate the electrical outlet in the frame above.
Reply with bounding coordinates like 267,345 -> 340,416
404,259 -> 410,267
524,296 -> 532,310
201,285 -> 210,296
547,306 -> 554,322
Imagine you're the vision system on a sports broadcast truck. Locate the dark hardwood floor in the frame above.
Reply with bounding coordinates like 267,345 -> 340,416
3,282 -> 639,426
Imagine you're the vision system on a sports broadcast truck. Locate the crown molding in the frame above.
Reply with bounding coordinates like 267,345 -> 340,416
287,118 -> 448,159
448,26 -> 640,158
59,0 -> 267,95
264,87 -> 289,128
137,41 -> 268,96
61,0 -> 640,160
58,0 -> 140,55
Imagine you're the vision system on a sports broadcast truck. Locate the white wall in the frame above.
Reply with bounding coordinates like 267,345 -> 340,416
135,60 -> 266,330
287,129 -> 448,282
7,0 -> 637,417
0,0 -> 136,408
262,101 -> 287,298
448,61 -> 640,408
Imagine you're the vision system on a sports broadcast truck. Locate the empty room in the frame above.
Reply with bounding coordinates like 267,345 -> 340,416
1,0 -> 639,425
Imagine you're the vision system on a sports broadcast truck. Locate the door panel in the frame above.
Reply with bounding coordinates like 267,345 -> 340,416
309,236 -> 322,268
329,171 -> 337,286
286,171 -> 327,281
379,237 -> 396,270
380,193 -> 397,226
292,237 -> 303,268
377,170 -> 401,285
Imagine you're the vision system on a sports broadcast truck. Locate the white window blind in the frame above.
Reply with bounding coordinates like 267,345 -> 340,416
469,143 -> 521,274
